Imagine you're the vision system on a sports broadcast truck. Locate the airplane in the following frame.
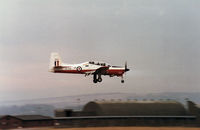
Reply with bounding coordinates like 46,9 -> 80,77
49,52 -> 130,83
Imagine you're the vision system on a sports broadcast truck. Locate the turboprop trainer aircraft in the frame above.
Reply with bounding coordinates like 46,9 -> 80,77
49,53 -> 130,83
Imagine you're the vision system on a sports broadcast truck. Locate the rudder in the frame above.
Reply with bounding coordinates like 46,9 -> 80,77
49,52 -> 62,72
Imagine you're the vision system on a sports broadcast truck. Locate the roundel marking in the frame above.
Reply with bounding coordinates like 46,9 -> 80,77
77,66 -> 82,72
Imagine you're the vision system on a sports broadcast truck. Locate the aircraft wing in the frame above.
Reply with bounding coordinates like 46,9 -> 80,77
94,66 -> 109,75
85,70 -> 96,75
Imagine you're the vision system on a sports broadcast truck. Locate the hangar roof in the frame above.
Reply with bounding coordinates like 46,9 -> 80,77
83,101 -> 187,116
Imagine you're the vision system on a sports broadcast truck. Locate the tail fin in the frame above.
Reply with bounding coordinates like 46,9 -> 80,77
49,52 -> 62,72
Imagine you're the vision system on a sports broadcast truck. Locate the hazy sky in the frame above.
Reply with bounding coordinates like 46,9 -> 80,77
0,0 -> 200,101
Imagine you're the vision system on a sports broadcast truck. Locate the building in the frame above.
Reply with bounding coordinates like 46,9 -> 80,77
0,115 -> 54,129
82,100 -> 188,116
187,100 -> 200,117
53,100 -> 200,127
55,109 -> 83,117
0,100 -> 199,129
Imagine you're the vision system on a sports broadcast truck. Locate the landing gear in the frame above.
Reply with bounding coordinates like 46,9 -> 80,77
121,76 -> 125,83
97,74 -> 102,82
121,80 -> 124,83
93,74 -> 102,83
98,77 -> 102,82
93,74 -> 98,83
93,79 -> 98,83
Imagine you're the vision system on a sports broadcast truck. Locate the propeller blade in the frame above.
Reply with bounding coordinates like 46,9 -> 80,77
125,61 -> 130,72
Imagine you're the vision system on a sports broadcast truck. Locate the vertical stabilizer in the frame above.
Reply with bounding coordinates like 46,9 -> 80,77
49,52 -> 62,72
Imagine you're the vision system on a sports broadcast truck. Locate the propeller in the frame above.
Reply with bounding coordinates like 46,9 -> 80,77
121,61 -> 130,83
125,61 -> 130,72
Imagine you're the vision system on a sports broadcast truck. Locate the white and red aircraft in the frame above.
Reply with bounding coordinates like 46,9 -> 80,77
49,53 -> 130,83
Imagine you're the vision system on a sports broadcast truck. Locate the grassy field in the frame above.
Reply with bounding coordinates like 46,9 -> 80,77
20,127 -> 200,130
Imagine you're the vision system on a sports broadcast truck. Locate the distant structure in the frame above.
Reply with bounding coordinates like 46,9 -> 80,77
187,100 -> 200,116
0,115 -> 53,129
82,101 -> 187,116
55,109 -> 73,117
55,100 -> 188,117
55,109 -> 82,117
0,100 -> 200,129
53,100 -> 200,128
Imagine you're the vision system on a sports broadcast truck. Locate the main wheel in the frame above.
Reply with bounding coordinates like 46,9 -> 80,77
93,79 -> 98,83
98,78 -> 102,82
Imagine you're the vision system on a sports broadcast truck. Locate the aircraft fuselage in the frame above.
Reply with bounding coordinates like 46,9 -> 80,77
49,53 -> 130,83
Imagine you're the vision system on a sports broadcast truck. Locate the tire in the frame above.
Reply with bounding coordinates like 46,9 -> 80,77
98,78 -> 102,82
121,80 -> 124,83
93,79 -> 98,83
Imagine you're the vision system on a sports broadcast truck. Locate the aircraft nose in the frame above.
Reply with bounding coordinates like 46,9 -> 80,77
124,62 -> 130,72
125,68 -> 130,72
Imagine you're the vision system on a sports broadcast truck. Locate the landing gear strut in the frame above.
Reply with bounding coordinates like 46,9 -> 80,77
93,74 -> 102,83
97,74 -> 102,82
93,74 -> 98,83
121,76 -> 125,83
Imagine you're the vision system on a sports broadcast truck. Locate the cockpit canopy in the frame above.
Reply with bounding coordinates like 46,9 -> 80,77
89,61 -> 107,66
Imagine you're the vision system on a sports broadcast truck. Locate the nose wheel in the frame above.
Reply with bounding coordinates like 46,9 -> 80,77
121,76 -> 125,83
121,80 -> 124,83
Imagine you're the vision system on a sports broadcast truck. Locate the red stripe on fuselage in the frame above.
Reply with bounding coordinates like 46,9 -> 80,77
54,69 -> 95,74
106,69 -> 125,76
54,68 -> 125,76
